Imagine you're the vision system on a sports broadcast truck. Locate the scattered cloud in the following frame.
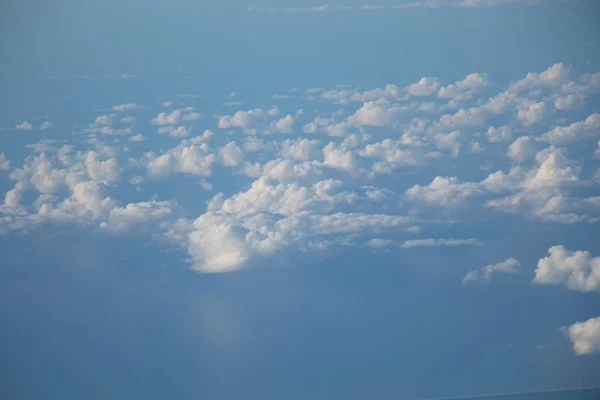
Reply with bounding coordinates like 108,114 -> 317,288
561,316 -> 600,355
401,238 -> 481,248
533,246 -> 600,292
462,257 -> 521,285
15,121 -> 33,130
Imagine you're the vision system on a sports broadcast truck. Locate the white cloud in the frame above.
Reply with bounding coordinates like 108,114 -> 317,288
121,116 -> 136,124
486,125 -> 513,143
279,138 -> 321,161
84,151 -> 120,184
112,103 -> 141,112
434,130 -> 462,157
506,136 -> 536,163
157,125 -> 190,137
15,121 -> 33,130
268,109 -> 304,134
438,72 -> 488,104
462,257 -> 520,285
406,77 -> 440,96
0,153 -> 10,171
40,121 -> 54,130
367,238 -> 393,248
101,200 -> 175,233
405,176 -> 480,208
347,99 -> 401,127
161,101 -> 173,108
401,238 -> 481,248
532,245 -> 600,292
323,142 -> 358,171
516,101 -> 547,125
540,113 -> 600,144
218,106 -> 279,132
469,141 -> 485,154
182,112 -> 202,121
146,142 -> 216,178
219,141 -> 244,167
561,316 -> 600,355
152,110 -> 181,125
93,114 -> 115,126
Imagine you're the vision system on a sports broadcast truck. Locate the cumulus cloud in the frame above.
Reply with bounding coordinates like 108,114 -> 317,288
217,106 -> 279,133
462,257 -> 521,285
532,245 -> 600,292
152,110 -> 181,125
15,121 -> 33,130
486,125 -> 513,143
146,142 -> 216,178
540,113 -> 600,144
0,153 -> 10,171
506,136 -> 536,163
561,316 -> 600,355
406,77 -> 440,97
405,176 -> 480,208
279,138 -> 321,161
157,125 -> 190,137
219,141 -> 244,167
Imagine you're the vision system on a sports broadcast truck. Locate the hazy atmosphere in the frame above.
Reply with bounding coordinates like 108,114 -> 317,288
1,1 -> 600,399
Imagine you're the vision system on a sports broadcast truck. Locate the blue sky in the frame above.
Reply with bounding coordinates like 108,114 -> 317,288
1,1 -> 600,399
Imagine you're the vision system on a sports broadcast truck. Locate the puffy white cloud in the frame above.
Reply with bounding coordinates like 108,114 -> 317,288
93,114 -> 114,126
161,101 -> 173,108
360,139 -> 423,175
129,134 -> 145,142
219,141 -> 244,167
506,136 -> 536,163
405,77 -> 440,96
38,181 -> 117,221
405,176 -> 480,207
468,141 -> 485,154
182,112 -> 202,121
516,101 -> 547,125
217,106 -> 279,133
486,125 -> 513,143
540,113 -> 600,144
438,73 -> 488,104
347,99 -> 401,127
121,116 -> 136,124
152,110 -> 181,125
180,173 -> 414,272
279,138 -> 321,161
15,121 -> 33,130
554,92 -> 586,111
462,257 -> 520,285
0,153 -> 9,171
523,146 -> 579,190
84,151 -> 120,184
40,121 -> 53,130
438,107 -> 486,129
532,245 -> 600,292
434,130 -> 461,157
146,143 -> 216,178
561,316 -> 600,355
322,142 -> 357,171
101,200 -> 175,233
401,238 -> 481,248
268,109 -> 304,134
